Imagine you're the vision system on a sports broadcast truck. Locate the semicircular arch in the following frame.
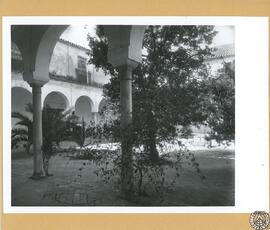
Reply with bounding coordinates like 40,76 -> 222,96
43,91 -> 69,110
11,25 -> 70,84
11,87 -> 32,127
74,95 -> 94,124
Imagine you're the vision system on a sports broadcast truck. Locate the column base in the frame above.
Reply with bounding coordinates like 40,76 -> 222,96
29,172 -> 46,180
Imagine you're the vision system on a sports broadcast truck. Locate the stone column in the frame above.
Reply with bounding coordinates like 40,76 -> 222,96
118,64 -> 133,197
103,25 -> 145,198
30,83 -> 44,179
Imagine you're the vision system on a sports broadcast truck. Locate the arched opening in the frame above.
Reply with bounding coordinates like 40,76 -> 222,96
11,87 -> 33,155
74,96 -> 94,124
44,91 -> 69,111
11,87 -> 32,128
11,25 -> 147,200
96,98 -> 109,123
11,25 -> 70,84
98,98 -> 107,113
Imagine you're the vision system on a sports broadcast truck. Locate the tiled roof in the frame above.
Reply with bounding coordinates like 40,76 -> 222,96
58,38 -> 90,52
209,43 -> 235,60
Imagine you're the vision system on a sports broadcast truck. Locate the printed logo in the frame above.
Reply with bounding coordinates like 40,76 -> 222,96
250,211 -> 270,230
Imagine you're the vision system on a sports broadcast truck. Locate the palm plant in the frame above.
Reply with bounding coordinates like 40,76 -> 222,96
41,106 -> 73,175
12,103 -> 33,155
12,104 -> 73,176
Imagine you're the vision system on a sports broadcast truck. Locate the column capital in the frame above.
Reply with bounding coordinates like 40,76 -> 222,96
119,59 -> 139,69
23,70 -> 49,87
31,83 -> 43,95
29,81 -> 44,88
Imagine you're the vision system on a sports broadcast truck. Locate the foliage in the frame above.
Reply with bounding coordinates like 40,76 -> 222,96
205,61 -> 235,143
85,25 -> 234,200
68,120 -> 205,203
41,105 -> 74,157
12,104 -> 74,157
178,125 -> 194,139
88,25 -> 218,161
12,103 -> 33,154
95,98 -> 120,142
70,138 -> 204,205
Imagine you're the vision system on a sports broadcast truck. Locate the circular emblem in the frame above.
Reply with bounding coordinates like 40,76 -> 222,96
250,211 -> 270,230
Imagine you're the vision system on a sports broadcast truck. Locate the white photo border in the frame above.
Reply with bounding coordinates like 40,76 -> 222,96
2,16 -> 269,213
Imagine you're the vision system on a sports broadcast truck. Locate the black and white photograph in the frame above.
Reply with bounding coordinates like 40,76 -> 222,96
3,17 -> 268,212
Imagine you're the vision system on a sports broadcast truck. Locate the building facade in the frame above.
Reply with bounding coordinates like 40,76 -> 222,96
12,39 -> 235,128
12,38 -> 110,126
206,43 -> 235,74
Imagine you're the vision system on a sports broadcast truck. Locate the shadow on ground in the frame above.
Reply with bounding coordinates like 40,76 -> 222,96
11,149 -> 234,206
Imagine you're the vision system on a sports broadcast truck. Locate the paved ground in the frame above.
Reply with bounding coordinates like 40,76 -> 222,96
12,153 -> 128,206
11,149 -> 235,206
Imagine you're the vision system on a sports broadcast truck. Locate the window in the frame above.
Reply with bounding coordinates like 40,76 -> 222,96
76,56 -> 87,84
77,56 -> 87,70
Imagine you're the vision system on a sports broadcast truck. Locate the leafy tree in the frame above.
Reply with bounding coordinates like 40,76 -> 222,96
205,61 -> 235,143
88,25 -> 217,161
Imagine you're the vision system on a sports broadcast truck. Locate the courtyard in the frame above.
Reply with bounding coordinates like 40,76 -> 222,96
10,24 -> 236,207
12,147 -> 234,206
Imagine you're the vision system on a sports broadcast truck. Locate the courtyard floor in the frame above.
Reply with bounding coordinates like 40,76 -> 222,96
11,148 -> 235,206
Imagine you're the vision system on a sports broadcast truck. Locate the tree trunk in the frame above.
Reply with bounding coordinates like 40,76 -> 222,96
147,110 -> 159,163
26,143 -> 31,155
148,134 -> 159,163
43,154 -> 53,176
121,127 -> 133,198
